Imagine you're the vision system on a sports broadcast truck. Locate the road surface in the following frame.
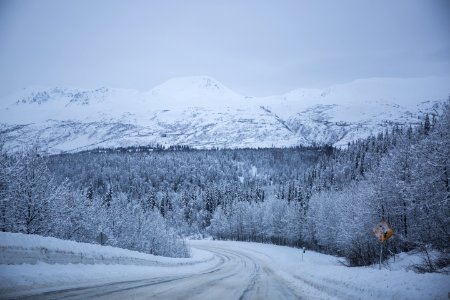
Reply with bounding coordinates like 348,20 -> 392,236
8,241 -> 303,300
2,238 -> 449,299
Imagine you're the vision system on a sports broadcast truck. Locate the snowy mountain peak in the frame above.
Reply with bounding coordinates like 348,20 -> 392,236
150,76 -> 240,98
155,76 -> 225,90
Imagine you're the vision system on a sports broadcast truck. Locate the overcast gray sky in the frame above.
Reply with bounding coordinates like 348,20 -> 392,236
0,0 -> 449,97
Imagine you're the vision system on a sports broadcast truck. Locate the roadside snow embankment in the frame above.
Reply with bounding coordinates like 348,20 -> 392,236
0,232 -> 204,266
0,232 -> 214,297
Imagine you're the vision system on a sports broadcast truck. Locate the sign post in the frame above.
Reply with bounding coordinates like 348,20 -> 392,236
373,220 -> 393,270
379,243 -> 383,270
96,232 -> 108,246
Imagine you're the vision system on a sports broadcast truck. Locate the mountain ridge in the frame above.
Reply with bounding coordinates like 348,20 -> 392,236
0,76 -> 448,153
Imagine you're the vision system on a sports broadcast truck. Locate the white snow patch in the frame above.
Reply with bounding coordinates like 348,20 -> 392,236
250,166 -> 257,177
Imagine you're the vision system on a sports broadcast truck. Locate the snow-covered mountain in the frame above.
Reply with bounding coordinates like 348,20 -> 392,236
0,76 -> 448,153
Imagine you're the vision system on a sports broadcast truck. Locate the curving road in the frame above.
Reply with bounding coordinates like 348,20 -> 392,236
13,242 -> 303,300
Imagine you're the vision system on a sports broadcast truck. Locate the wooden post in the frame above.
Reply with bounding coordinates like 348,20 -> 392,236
379,242 -> 383,270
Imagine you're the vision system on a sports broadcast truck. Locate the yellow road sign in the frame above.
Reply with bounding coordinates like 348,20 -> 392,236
373,220 -> 393,242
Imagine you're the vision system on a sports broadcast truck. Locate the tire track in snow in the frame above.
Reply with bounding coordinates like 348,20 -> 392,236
4,250 -> 229,300
196,244 -> 301,300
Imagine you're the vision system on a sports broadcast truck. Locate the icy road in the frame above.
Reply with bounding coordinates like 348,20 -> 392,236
19,242 -> 299,300
1,233 -> 449,299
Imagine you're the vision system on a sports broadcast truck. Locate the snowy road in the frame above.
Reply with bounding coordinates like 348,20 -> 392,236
11,242 -> 302,300
2,234 -> 449,300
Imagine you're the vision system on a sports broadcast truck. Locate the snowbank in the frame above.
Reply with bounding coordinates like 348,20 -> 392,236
0,232 -> 203,266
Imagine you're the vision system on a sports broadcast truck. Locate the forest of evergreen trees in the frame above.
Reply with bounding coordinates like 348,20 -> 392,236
1,100 -> 449,269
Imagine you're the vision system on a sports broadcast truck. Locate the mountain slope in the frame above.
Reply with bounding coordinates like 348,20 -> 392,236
0,76 -> 448,153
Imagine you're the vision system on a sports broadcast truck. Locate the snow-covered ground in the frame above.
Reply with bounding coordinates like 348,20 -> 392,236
0,232 -> 449,299
198,241 -> 450,300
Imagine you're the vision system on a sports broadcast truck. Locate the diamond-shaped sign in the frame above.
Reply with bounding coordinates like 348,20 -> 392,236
373,220 -> 393,242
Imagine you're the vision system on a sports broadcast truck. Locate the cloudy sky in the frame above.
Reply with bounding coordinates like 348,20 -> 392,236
0,0 -> 449,97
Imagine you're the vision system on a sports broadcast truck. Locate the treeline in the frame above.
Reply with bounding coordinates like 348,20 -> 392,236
85,143 -> 194,154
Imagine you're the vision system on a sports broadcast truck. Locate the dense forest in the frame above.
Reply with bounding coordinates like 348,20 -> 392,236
1,100 -> 449,269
